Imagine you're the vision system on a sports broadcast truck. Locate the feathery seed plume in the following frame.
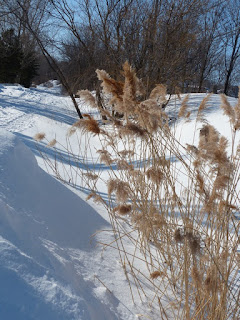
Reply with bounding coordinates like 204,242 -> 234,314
34,132 -> 45,141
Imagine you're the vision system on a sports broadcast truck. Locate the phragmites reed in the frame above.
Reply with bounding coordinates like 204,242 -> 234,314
113,204 -> 132,215
84,172 -> 98,180
150,271 -> 163,279
196,93 -> 212,122
38,62 -> 240,320
96,69 -> 124,108
178,95 -> 189,118
149,84 -> 167,103
34,132 -> 45,141
77,90 -> 97,108
71,114 -> 100,135
146,167 -> 164,184
117,159 -> 134,171
107,178 -> 131,203
122,61 -> 137,103
221,94 -> 235,125
234,86 -> 240,130
47,139 -> 57,147
97,149 -> 113,165
120,122 -> 147,137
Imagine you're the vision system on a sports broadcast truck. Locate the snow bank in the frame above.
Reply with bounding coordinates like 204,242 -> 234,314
0,129 -> 116,319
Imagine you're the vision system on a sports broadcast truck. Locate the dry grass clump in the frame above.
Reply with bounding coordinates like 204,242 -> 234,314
91,63 -> 240,319
39,61 -> 240,319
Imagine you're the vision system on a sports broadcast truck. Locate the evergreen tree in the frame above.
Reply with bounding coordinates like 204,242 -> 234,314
0,29 -> 22,83
19,50 -> 39,88
0,28 -> 39,87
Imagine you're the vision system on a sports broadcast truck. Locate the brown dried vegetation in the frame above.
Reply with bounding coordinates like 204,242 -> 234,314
41,62 -> 240,319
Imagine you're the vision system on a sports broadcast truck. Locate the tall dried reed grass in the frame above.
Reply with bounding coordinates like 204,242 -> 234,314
39,62 -> 240,319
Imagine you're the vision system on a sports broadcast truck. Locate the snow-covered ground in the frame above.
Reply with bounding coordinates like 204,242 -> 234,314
0,82 -> 238,319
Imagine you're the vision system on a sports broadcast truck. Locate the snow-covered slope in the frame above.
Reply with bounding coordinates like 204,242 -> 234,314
0,129 -> 121,319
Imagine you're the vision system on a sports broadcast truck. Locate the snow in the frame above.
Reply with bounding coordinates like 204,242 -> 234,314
0,81 -> 238,319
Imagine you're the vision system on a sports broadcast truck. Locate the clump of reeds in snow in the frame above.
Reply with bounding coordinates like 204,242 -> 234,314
40,61 -> 240,319
92,64 -> 240,319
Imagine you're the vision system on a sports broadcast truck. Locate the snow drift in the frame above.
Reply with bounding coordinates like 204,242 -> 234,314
0,129 -> 116,319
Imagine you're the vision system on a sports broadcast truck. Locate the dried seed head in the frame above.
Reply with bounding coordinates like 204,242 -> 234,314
34,132 -> 45,141
121,122 -> 147,137
188,234 -> 201,255
119,149 -> 135,158
47,139 -> 57,147
178,95 -> 189,118
108,179 -> 118,195
86,192 -> 95,201
113,204 -> 132,215
86,192 -> 104,204
234,87 -> 240,130
117,160 -> 134,170
186,144 -> 199,156
78,90 -> 97,108
152,213 -> 166,228
84,172 -> 98,180
204,268 -> 217,292
199,124 -> 220,157
197,94 -> 212,122
122,61 -> 138,103
146,167 -> 163,184
97,150 -> 113,166
196,171 -> 205,194
149,84 -> 167,102
115,180 -> 130,203
136,105 -> 161,132
83,115 -> 101,134
221,94 -> 235,124
96,69 -> 124,99
158,157 -> 171,168
68,126 -> 77,136
150,271 -> 163,279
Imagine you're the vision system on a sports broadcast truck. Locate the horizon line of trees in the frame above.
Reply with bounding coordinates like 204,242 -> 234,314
0,0 -> 240,117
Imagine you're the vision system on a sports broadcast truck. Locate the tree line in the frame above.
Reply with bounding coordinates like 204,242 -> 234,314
0,0 -> 239,114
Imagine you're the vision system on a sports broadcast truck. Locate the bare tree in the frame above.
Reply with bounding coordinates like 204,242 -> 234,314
2,0 -> 83,118
221,0 -> 240,95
